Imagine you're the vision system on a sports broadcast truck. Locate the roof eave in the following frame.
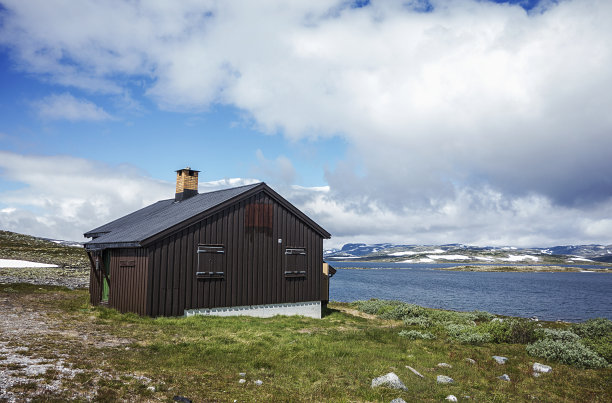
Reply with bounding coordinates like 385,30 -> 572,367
84,241 -> 141,251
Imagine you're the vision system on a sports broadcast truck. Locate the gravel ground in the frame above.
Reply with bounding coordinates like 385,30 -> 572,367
0,270 -> 157,401
0,266 -> 89,289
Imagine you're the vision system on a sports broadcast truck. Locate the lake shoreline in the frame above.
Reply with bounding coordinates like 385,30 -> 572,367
330,263 -> 612,272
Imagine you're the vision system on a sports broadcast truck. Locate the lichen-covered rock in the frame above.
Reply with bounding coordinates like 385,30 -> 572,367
437,363 -> 452,368
465,358 -> 476,364
533,363 -> 552,373
390,399 -> 407,403
371,372 -> 407,390
254,380 -> 263,385
492,356 -> 508,364
498,374 -> 511,381
437,375 -> 454,384
445,395 -> 458,402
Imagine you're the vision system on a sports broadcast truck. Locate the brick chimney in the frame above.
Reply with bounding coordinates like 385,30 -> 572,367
175,167 -> 199,202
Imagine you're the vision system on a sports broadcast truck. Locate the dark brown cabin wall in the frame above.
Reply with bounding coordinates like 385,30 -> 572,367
106,248 -> 149,315
144,189 -> 326,316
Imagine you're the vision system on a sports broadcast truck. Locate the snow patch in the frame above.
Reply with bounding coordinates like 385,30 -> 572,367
500,255 -> 539,262
0,259 -> 58,268
567,257 -> 594,262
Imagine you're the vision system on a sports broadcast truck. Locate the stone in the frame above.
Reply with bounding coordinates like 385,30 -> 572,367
371,372 -> 407,390
254,380 -> 263,386
492,356 -> 508,364
532,372 -> 541,377
173,397 -> 192,403
147,386 -> 155,392
445,395 -> 458,402
498,374 -> 511,382
491,318 -> 504,323
437,363 -> 452,368
239,372 -> 246,377
533,363 -> 552,373
238,379 -> 246,384
465,358 -> 476,364
437,375 -> 454,384
390,399 -> 407,403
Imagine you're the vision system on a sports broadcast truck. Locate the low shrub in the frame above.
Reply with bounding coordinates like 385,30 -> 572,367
570,318 -> 612,363
479,319 -> 537,344
354,299 -> 402,315
526,339 -> 609,369
403,316 -> 433,328
571,318 -> 612,339
537,328 -> 581,342
445,324 -> 491,345
379,303 -> 425,320
398,330 -> 435,340
427,310 -> 478,326
471,310 -> 496,322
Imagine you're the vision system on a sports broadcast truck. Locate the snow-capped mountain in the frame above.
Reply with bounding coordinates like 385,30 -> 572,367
324,243 -> 612,264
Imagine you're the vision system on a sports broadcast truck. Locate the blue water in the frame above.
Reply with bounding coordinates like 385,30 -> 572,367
328,262 -> 612,322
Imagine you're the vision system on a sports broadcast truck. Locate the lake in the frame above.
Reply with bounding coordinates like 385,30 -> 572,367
328,262 -> 612,322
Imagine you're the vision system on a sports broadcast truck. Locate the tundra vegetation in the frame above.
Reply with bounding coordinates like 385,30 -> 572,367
1,287 -> 610,402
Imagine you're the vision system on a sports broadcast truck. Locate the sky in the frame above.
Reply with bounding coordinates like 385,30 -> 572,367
0,0 -> 611,248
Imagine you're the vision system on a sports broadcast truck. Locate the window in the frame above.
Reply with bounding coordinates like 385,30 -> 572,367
196,245 -> 225,279
285,247 -> 306,278
245,203 -> 273,236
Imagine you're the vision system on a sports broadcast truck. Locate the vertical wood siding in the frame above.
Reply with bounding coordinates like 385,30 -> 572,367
106,248 -> 149,315
145,190 -> 325,317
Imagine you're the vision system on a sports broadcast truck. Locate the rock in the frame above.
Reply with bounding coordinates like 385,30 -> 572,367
437,375 -> 454,384
405,365 -> 424,378
390,399 -> 407,403
238,379 -> 246,384
491,318 -> 504,323
492,356 -> 508,364
445,395 -> 458,402
371,372 -> 407,390
465,358 -> 476,364
530,316 -> 539,322
147,386 -> 155,392
173,397 -> 192,403
498,374 -> 511,382
437,363 -> 452,368
532,372 -> 541,377
533,363 -> 552,373
239,372 -> 246,377
254,380 -> 263,386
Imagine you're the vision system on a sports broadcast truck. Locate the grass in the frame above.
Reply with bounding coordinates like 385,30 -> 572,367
1,286 -> 611,402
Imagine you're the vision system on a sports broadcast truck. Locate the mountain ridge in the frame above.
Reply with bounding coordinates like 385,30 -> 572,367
325,242 -> 612,265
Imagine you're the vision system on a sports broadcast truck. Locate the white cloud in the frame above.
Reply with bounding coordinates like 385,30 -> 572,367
33,93 -> 113,121
253,149 -> 296,185
0,152 -> 265,241
1,0 -> 612,246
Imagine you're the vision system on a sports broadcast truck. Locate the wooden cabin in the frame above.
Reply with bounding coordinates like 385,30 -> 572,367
84,168 -> 333,318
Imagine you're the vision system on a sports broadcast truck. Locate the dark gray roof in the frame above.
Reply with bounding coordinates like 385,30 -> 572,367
84,183 -> 262,249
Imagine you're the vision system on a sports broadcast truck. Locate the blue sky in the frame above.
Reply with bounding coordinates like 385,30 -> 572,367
1,0 -> 611,247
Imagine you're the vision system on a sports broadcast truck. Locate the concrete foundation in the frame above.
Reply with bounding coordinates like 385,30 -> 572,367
184,301 -> 322,319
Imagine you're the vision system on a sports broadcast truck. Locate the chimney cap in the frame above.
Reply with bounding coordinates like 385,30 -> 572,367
175,167 -> 200,173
